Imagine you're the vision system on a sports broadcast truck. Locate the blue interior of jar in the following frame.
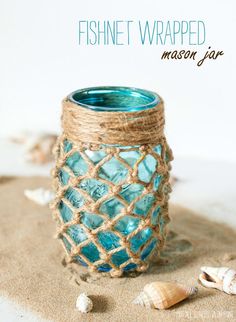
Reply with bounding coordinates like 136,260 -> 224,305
68,86 -> 159,112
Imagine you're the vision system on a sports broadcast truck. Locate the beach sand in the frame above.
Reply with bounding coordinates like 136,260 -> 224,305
0,176 -> 235,321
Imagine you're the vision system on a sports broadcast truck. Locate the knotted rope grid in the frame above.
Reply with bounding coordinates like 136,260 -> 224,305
50,97 -> 173,277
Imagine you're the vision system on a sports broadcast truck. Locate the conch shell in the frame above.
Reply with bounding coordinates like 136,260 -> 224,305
199,266 -> 236,295
132,281 -> 198,309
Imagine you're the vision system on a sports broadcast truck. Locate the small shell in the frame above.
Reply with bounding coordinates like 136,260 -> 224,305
26,134 -> 57,164
11,132 -> 57,164
199,266 -> 236,295
10,131 -> 29,144
132,281 -> 197,310
25,134 -> 57,164
24,188 -> 54,206
76,293 -> 93,313
170,175 -> 179,187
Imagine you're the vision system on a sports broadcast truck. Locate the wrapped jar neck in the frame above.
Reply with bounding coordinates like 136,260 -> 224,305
62,86 -> 165,146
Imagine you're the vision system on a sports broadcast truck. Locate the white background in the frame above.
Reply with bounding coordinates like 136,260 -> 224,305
0,0 -> 236,161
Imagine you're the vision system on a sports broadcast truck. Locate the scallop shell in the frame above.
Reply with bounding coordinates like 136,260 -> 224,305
76,293 -> 93,313
199,266 -> 236,295
132,281 -> 198,309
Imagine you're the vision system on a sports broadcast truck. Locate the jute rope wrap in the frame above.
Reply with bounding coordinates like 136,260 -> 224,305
62,98 -> 165,145
51,97 -> 173,277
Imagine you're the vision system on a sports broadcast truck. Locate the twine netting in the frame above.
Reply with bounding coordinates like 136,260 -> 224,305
50,97 -> 173,277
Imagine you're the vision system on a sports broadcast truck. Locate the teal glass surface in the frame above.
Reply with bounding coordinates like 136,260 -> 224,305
69,86 -> 159,112
59,87 -> 168,272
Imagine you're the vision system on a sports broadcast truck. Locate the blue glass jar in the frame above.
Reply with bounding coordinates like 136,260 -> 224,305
52,87 -> 172,276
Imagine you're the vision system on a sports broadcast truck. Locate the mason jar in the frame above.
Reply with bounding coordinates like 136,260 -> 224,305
51,86 -> 173,277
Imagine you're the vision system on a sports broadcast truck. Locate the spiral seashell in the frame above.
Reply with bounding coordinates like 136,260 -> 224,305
199,266 -> 236,295
132,281 -> 198,310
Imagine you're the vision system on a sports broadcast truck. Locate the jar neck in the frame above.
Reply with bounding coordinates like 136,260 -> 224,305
68,86 -> 160,112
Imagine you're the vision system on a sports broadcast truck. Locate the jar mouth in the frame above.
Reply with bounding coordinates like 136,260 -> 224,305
68,86 -> 160,112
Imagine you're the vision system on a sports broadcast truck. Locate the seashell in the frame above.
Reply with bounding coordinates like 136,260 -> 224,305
132,281 -> 198,309
199,266 -> 236,295
10,132 -> 57,164
76,293 -> 93,313
25,134 -> 57,164
170,175 -> 179,187
10,131 -> 30,144
24,188 -> 54,206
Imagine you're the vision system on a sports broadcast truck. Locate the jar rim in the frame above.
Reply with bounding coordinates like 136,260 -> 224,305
68,86 -> 160,112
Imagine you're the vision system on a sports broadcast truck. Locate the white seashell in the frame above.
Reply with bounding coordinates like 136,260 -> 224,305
25,134 -> 57,164
11,132 -> 57,164
24,188 -> 54,206
132,281 -> 197,310
76,293 -> 93,313
199,266 -> 236,295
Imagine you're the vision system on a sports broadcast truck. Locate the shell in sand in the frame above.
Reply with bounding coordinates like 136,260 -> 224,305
24,188 -> 54,206
76,293 -> 93,313
199,266 -> 236,295
132,281 -> 198,310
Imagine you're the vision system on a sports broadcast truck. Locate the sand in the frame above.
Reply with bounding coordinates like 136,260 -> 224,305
0,176 -> 236,322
